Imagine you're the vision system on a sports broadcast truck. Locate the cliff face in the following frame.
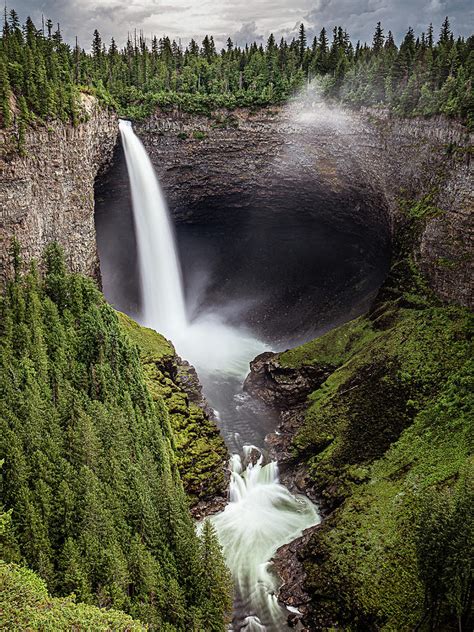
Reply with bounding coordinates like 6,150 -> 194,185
135,105 -> 472,309
117,311 -> 229,515
356,111 -> 472,308
0,95 -> 118,283
1,102 -> 470,305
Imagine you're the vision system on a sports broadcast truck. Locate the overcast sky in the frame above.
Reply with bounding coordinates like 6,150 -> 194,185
10,1 -> 474,49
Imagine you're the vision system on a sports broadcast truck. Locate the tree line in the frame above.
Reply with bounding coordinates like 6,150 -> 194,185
0,8 -> 472,128
0,243 -> 232,630
1,8 -> 473,128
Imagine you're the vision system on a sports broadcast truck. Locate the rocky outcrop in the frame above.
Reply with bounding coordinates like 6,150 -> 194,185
0,95 -> 118,283
117,311 -> 229,515
135,105 -> 472,309
273,524 -> 322,629
244,351 -> 332,409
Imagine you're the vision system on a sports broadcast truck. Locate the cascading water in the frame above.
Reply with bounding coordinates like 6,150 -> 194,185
119,119 -> 187,338
119,119 -> 320,630
120,118 -> 264,373
212,447 -> 319,631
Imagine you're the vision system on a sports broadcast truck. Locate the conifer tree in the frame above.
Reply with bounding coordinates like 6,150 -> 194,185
298,23 -> 307,66
372,22 -> 385,53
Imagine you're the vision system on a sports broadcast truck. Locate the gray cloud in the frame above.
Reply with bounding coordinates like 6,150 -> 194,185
304,0 -> 474,44
8,0 -> 474,49
232,21 -> 265,47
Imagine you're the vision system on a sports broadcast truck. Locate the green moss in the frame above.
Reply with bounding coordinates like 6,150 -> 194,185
117,312 -> 228,505
117,311 -> 174,362
400,192 -> 444,221
277,254 -> 473,629
294,305 -> 472,504
192,130 -> 207,140
279,317 -> 378,369
0,561 -> 147,630
303,359 -> 473,630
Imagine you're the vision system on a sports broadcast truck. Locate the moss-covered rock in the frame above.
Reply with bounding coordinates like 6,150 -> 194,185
258,246 -> 473,630
117,312 -> 228,508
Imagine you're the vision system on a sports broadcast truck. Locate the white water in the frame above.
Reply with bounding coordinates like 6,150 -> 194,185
119,119 -> 187,339
120,118 -> 264,374
120,119 -> 320,630
211,448 -> 320,630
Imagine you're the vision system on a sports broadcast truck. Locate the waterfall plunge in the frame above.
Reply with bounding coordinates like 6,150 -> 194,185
119,119 -> 187,339
119,120 -> 320,630
120,119 -> 264,375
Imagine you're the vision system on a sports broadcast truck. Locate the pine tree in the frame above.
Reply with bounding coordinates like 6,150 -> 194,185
92,29 -> 102,73
372,22 -> 385,53
298,23 -> 307,66
200,521 -> 233,632
439,16 -> 451,45
0,55 -> 12,127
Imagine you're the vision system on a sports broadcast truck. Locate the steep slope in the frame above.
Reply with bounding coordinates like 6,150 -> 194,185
246,219 -> 473,630
0,244 -> 231,631
118,312 -> 228,513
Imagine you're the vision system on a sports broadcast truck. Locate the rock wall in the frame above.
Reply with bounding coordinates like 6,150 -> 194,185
135,105 -> 472,308
0,95 -> 118,283
2,99 -> 469,307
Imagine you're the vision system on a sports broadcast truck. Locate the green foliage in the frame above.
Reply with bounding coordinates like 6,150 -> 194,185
400,192 -> 444,220
0,560 -> 147,630
192,129 -> 207,140
276,251 -> 473,630
1,10 -> 471,126
118,312 -> 229,505
279,317 -> 378,369
199,521 -> 233,631
0,245 -> 231,630
415,464 -> 473,628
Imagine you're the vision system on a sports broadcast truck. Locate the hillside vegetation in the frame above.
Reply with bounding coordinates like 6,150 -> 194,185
0,243 -> 232,631
1,7 -> 472,132
276,221 -> 473,630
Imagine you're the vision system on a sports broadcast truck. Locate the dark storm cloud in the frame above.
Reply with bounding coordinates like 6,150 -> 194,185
303,0 -> 474,44
7,0 -> 474,48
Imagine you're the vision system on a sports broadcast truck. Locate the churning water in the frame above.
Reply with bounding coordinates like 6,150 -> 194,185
119,119 -> 320,630
212,448 -> 319,631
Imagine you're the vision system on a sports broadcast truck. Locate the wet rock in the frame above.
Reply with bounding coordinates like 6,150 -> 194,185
274,524 -> 322,621
175,356 -> 216,420
287,612 -> 300,627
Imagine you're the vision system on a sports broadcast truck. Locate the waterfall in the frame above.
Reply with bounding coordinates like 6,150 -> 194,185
119,119 -> 320,630
211,447 -> 320,631
119,119 -> 187,338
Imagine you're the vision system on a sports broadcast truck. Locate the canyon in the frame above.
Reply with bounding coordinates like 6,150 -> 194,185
2,99 -> 471,307
1,96 -> 472,631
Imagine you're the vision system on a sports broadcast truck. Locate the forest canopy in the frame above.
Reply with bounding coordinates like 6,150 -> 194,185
0,7 -> 473,128
0,243 -> 232,631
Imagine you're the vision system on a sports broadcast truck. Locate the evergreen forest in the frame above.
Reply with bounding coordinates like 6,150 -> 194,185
0,244 -> 232,630
0,8 -> 473,127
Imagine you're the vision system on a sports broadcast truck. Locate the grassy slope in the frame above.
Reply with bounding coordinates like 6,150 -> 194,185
275,251 -> 473,629
0,561 -> 146,631
117,312 -> 228,505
